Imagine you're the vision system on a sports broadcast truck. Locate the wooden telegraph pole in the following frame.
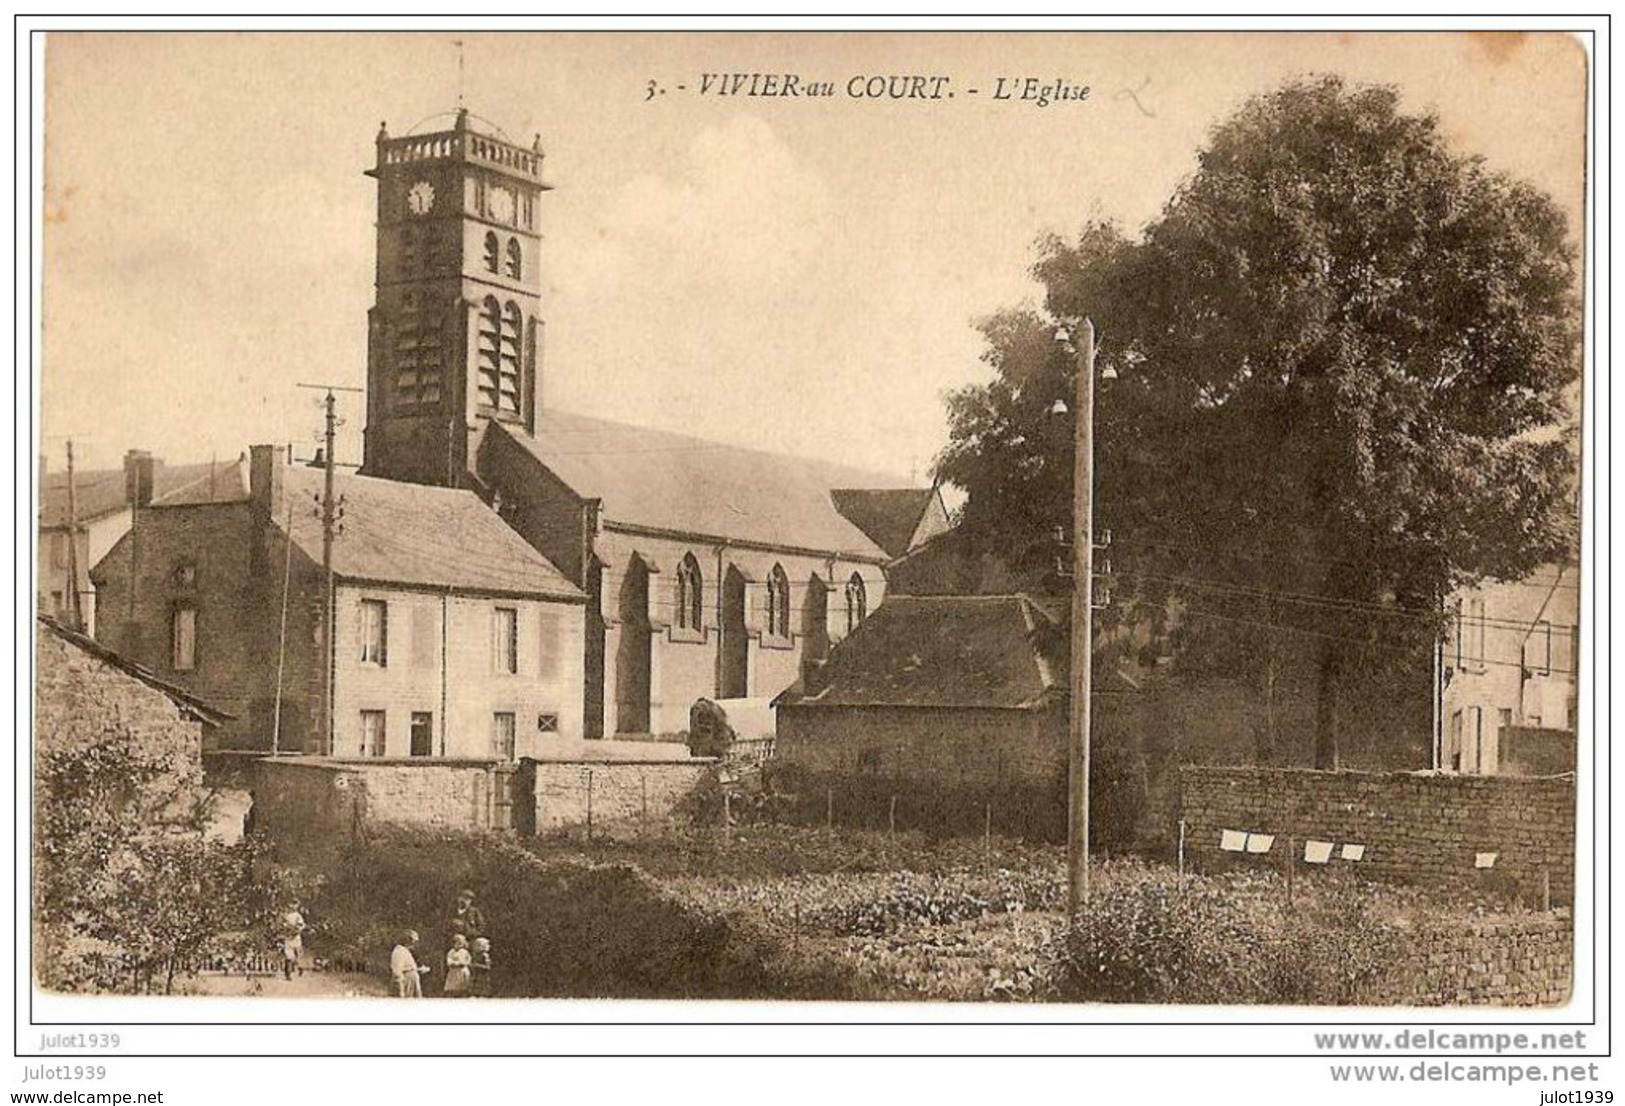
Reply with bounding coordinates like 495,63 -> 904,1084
1067,318 -> 1097,922
64,439 -> 84,631
298,383 -> 362,756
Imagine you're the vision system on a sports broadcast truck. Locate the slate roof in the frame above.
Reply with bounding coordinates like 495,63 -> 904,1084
39,460 -> 231,528
774,593 -> 1141,711
37,614 -> 233,725
277,466 -> 583,600
496,412 -> 920,559
775,595 -> 1062,711
829,488 -> 940,558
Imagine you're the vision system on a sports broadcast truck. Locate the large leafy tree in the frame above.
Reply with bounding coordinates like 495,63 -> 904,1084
936,77 -> 1579,767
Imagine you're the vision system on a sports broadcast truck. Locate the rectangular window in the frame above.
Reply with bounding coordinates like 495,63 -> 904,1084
492,712 -> 516,760
410,712 -> 433,757
360,710 -> 386,757
1498,708 -> 1513,730
50,532 -> 68,569
1522,620 -> 1553,676
493,606 -> 518,674
172,606 -> 197,671
359,599 -> 388,666
536,712 -> 559,734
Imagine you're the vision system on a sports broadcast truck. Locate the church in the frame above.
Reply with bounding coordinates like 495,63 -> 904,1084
357,109 -> 948,738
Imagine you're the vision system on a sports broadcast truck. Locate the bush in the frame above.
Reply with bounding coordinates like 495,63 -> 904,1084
300,827 -> 855,1000
1051,860 -> 1422,1004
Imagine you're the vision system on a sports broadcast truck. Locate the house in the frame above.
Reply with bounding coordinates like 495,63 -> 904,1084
35,613 -> 229,795
354,108 -> 944,736
90,445 -> 587,759
1441,562 -> 1579,775
37,451 -> 227,632
771,594 -> 1144,841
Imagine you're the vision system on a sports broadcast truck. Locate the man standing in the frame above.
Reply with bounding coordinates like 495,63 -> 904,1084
447,889 -> 486,943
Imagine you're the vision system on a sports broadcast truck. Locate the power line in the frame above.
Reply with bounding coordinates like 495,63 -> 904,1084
1110,566 -> 1578,634
1175,606 -> 1573,676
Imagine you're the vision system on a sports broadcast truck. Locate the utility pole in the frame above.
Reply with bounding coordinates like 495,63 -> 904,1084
298,383 -> 362,756
64,439 -> 83,631
1067,317 -> 1097,922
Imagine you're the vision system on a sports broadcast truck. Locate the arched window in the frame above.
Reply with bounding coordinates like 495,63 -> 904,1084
505,238 -> 522,280
400,227 -> 419,276
766,564 -> 791,638
483,231 -> 500,273
845,573 -> 867,634
676,554 -> 704,632
476,296 -> 502,410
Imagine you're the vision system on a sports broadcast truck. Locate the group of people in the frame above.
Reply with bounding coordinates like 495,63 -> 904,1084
390,889 -> 494,999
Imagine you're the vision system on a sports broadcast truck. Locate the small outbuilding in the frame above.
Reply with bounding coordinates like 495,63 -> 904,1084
771,594 -> 1143,840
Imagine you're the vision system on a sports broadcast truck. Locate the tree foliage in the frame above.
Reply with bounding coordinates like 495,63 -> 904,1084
935,77 -> 1580,766
35,736 -> 280,994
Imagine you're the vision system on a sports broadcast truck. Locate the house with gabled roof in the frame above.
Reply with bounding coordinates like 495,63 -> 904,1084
91,446 -> 586,758
37,451 -> 234,632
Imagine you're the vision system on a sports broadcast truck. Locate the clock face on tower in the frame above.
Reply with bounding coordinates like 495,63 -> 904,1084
407,180 -> 435,216
489,186 -> 515,224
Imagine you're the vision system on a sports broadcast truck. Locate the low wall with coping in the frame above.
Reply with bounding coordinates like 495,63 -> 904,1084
253,745 -> 718,844
1179,767 -> 1576,904
526,741 -> 717,831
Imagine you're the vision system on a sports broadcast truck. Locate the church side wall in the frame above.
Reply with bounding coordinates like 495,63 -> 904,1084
593,527 -> 887,736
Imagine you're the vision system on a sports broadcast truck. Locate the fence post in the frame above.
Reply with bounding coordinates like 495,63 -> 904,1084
889,794 -> 897,839
1285,834 -> 1295,908
825,786 -> 833,832
723,789 -> 732,847
585,769 -> 594,843
641,773 -> 648,822
984,802 -> 993,877
1177,818 -> 1187,879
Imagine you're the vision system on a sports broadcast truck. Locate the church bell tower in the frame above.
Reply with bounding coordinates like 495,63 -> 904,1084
361,109 -> 550,486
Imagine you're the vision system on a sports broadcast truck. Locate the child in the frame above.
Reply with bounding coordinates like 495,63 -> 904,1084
391,930 -> 426,998
469,936 -> 492,998
443,934 -> 471,998
277,903 -> 307,981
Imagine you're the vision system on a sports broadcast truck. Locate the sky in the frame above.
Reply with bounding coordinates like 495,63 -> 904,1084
39,31 -> 1587,481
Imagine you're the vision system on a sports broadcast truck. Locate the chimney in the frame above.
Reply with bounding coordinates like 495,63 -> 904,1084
123,450 -> 154,508
249,444 -> 285,521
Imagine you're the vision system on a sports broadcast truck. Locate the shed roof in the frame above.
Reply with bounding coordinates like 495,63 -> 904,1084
37,615 -> 233,725
496,412 -> 920,558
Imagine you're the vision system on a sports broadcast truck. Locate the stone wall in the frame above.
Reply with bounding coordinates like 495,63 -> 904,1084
1179,767 -> 1576,904
254,747 -> 715,842
35,626 -> 206,796
527,745 -> 716,831
1388,913 -> 1573,1007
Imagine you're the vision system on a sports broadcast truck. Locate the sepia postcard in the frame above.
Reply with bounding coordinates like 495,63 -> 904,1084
22,25 -> 1601,1075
